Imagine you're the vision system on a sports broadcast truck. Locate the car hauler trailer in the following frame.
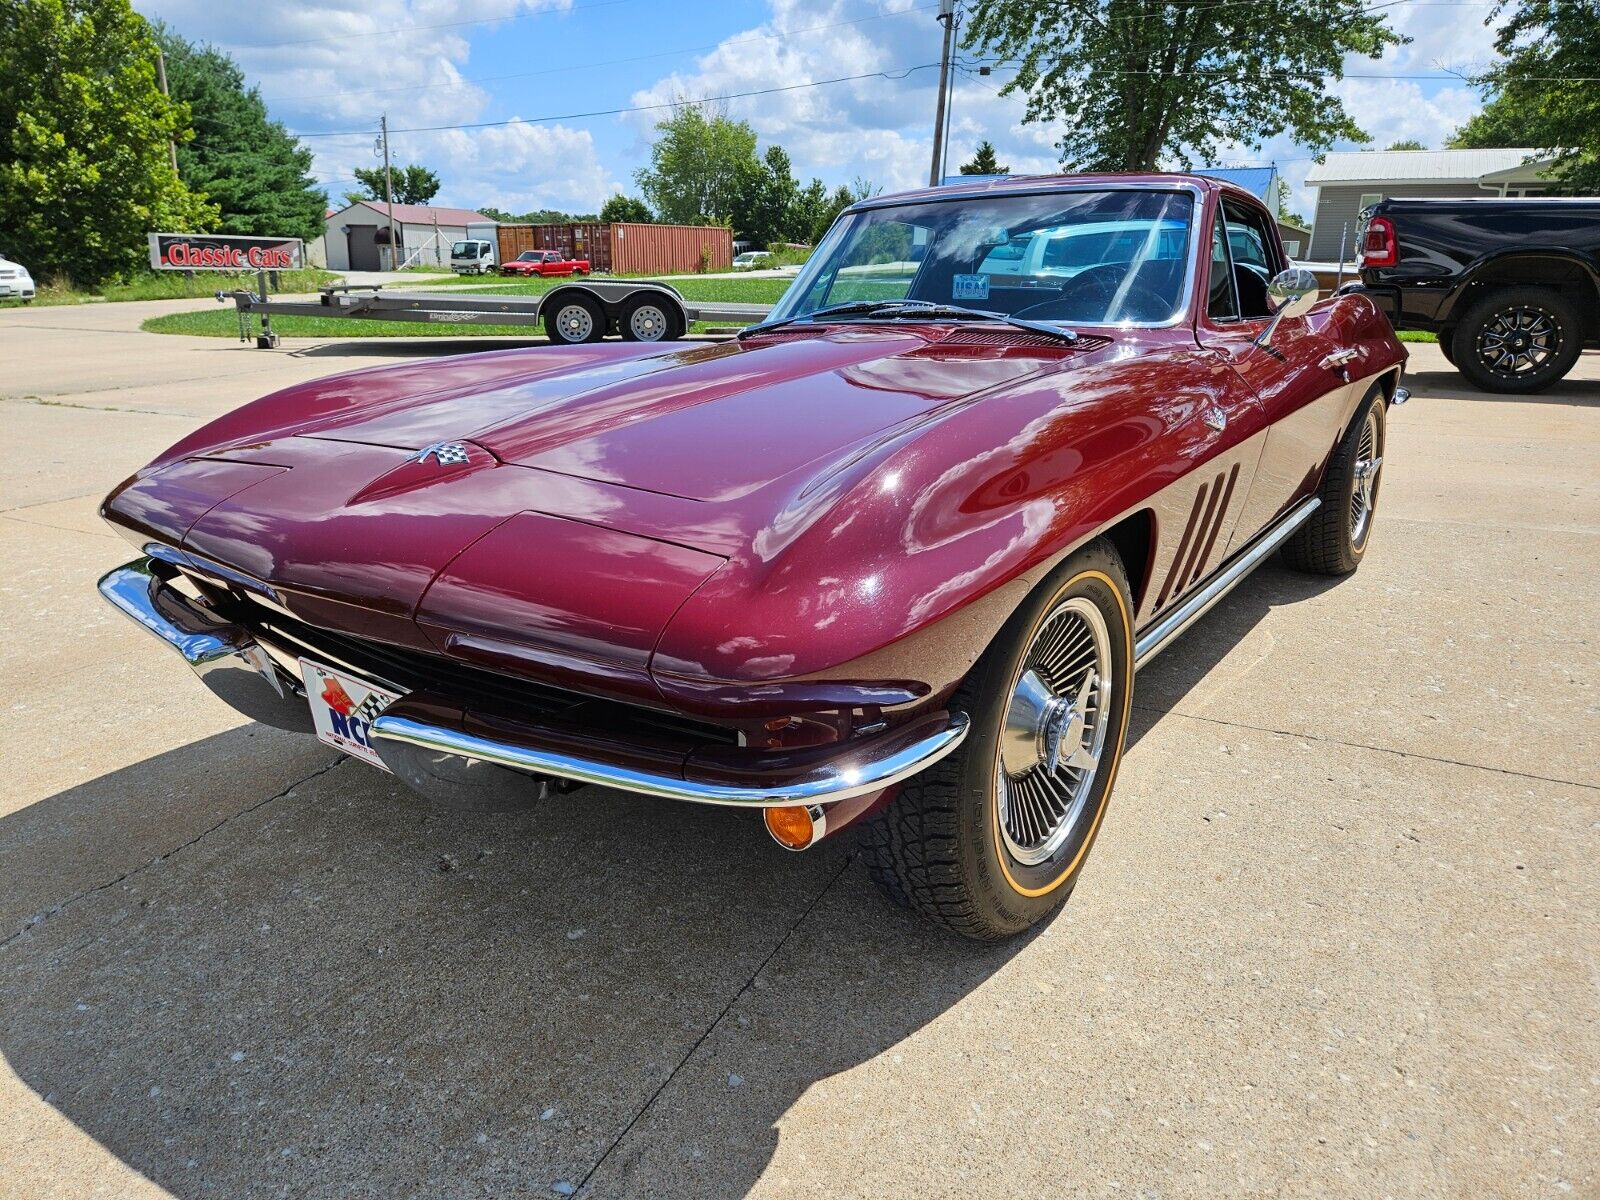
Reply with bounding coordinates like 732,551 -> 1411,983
221,280 -> 771,348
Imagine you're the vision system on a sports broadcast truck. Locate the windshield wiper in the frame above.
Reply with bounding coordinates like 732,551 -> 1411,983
737,299 -> 910,338
739,298 -> 1078,343
855,301 -> 1079,343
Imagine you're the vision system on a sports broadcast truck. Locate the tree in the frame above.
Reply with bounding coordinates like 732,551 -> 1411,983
634,102 -> 757,224
1449,0 -> 1599,189
0,0 -> 216,284
346,163 -> 440,206
959,140 -> 1010,175
789,178 -> 830,245
152,25 -> 325,243
1386,139 -> 1426,151
963,0 -> 1404,170
807,178 -> 879,244
1275,178 -> 1307,227
599,194 -> 652,223
732,145 -> 801,246
479,205 -> 599,223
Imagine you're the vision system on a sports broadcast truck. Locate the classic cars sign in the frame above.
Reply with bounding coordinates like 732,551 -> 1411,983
147,233 -> 304,271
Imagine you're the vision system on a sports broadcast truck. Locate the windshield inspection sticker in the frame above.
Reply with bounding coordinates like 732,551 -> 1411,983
952,273 -> 990,301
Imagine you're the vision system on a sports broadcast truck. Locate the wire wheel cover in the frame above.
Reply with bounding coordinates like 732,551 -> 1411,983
1476,305 -> 1559,377
1350,407 -> 1382,545
996,596 -> 1112,867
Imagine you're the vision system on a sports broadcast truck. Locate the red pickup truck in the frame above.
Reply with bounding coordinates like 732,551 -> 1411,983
500,250 -> 590,278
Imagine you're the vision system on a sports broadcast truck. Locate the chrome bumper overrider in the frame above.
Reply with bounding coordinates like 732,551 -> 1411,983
98,558 -> 970,809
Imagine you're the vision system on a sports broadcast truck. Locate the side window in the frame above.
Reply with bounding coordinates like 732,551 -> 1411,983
1222,198 -> 1282,320
1207,218 -> 1239,322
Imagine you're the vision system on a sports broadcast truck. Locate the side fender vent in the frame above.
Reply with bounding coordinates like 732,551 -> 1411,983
1151,463 -> 1241,613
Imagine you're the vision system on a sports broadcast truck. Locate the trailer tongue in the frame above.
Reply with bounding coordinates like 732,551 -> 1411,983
220,281 -> 771,348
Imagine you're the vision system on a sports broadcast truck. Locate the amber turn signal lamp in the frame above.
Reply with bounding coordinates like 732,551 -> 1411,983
764,804 -> 819,851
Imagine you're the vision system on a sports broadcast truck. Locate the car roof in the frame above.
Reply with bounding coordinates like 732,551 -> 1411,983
850,171 -> 1254,213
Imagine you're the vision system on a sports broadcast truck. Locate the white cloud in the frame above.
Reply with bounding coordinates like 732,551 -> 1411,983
134,0 -> 622,212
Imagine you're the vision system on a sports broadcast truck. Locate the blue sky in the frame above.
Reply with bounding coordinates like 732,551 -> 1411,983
132,0 -> 1507,220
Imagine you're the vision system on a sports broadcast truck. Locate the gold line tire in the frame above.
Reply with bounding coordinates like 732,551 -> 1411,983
860,540 -> 1135,940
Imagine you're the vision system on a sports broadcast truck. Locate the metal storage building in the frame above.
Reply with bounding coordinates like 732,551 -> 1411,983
497,222 -> 732,275
323,201 -> 496,271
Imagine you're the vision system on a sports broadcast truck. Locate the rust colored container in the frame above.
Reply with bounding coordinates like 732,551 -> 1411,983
495,223 -> 732,276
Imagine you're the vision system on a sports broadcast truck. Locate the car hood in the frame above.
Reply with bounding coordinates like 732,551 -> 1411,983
103,326 -> 1105,701
265,327 -> 1072,502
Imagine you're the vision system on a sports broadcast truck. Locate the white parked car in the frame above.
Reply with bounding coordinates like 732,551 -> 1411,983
732,251 -> 772,269
0,254 -> 35,302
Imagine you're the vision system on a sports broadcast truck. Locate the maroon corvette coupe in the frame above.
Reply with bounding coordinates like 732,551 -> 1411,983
100,174 -> 1405,939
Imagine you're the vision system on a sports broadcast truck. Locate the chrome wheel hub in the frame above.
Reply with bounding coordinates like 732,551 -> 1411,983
1350,408 -> 1381,545
996,596 -> 1111,866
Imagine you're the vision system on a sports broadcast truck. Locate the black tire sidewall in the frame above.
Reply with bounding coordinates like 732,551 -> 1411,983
951,544 -> 1135,933
545,295 -> 606,344
620,297 -> 684,342
1453,288 -> 1582,394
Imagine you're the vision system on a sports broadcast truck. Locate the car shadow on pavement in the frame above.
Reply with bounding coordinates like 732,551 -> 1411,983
0,560 -> 1334,1199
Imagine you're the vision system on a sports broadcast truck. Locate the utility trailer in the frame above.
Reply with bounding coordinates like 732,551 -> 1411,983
220,280 -> 771,348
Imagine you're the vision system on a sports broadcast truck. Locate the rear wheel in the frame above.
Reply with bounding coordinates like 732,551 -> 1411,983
860,541 -> 1135,940
545,294 -> 606,344
1281,387 -> 1385,575
1437,326 -> 1456,366
1451,287 -> 1582,394
619,296 -> 684,342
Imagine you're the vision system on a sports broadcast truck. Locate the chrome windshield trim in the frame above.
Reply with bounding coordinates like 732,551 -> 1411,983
371,711 -> 971,809
768,181 -> 1205,333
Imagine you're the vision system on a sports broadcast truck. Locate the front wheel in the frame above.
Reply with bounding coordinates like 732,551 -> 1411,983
860,541 -> 1135,940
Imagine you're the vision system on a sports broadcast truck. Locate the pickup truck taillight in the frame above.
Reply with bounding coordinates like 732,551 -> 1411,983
1359,216 -> 1398,268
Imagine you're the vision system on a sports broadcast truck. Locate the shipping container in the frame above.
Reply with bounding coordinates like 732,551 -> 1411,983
495,222 -> 732,276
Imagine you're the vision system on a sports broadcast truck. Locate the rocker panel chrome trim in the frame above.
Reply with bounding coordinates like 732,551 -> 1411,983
1134,497 -> 1321,669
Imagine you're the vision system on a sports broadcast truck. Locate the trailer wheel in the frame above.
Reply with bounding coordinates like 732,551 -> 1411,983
619,296 -> 685,342
545,294 -> 606,344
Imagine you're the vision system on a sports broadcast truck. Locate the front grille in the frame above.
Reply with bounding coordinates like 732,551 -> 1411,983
209,587 -> 739,748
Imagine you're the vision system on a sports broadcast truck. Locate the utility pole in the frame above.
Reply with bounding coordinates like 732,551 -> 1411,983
928,0 -> 957,187
155,48 -> 180,176
381,113 -> 399,270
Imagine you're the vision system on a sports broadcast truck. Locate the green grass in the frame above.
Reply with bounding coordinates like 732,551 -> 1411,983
0,268 -> 341,308
1396,330 -> 1439,343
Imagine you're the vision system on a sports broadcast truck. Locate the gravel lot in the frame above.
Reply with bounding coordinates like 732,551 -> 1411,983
2,299 -> 1596,1199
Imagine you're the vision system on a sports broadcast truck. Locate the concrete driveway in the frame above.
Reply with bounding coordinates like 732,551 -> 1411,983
2,301 -> 1596,1199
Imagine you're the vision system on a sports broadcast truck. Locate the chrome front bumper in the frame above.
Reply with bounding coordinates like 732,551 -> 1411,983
98,558 -> 970,810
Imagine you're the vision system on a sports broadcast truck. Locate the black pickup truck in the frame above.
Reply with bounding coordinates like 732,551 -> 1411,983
1347,197 -> 1600,393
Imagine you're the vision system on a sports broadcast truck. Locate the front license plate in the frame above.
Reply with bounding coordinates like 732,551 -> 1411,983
300,658 -> 403,771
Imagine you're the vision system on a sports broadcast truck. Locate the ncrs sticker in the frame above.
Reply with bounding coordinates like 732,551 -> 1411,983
148,232 -> 305,271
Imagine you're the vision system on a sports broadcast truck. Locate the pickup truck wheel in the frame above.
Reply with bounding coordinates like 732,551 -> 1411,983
1437,326 -> 1456,365
619,296 -> 684,342
1281,387 -> 1385,575
545,295 -> 606,344
1452,287 -> 1582,394
859,541 -> 1134,941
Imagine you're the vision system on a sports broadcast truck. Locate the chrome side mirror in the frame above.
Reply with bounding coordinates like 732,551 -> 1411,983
1255,267 -> 1320,350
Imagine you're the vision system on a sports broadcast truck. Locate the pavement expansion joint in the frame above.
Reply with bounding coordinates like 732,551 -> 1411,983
570,850 -> 858,1197
0,755 -> 345,955
1142,706 -> 1599,793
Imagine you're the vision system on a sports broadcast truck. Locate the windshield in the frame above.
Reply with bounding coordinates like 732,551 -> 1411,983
451,241 -> 485,256
767,188 -> 1195,327
517,251 -> 541,261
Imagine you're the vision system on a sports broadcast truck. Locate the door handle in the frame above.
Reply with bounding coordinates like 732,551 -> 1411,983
1202,405 -> 1227,433
1320,347 -> 1360,380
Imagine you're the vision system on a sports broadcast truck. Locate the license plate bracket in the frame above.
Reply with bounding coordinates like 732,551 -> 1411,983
299,657 -> 404,771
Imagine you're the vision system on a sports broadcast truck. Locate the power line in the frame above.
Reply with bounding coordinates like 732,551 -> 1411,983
287,63 -> 943,139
